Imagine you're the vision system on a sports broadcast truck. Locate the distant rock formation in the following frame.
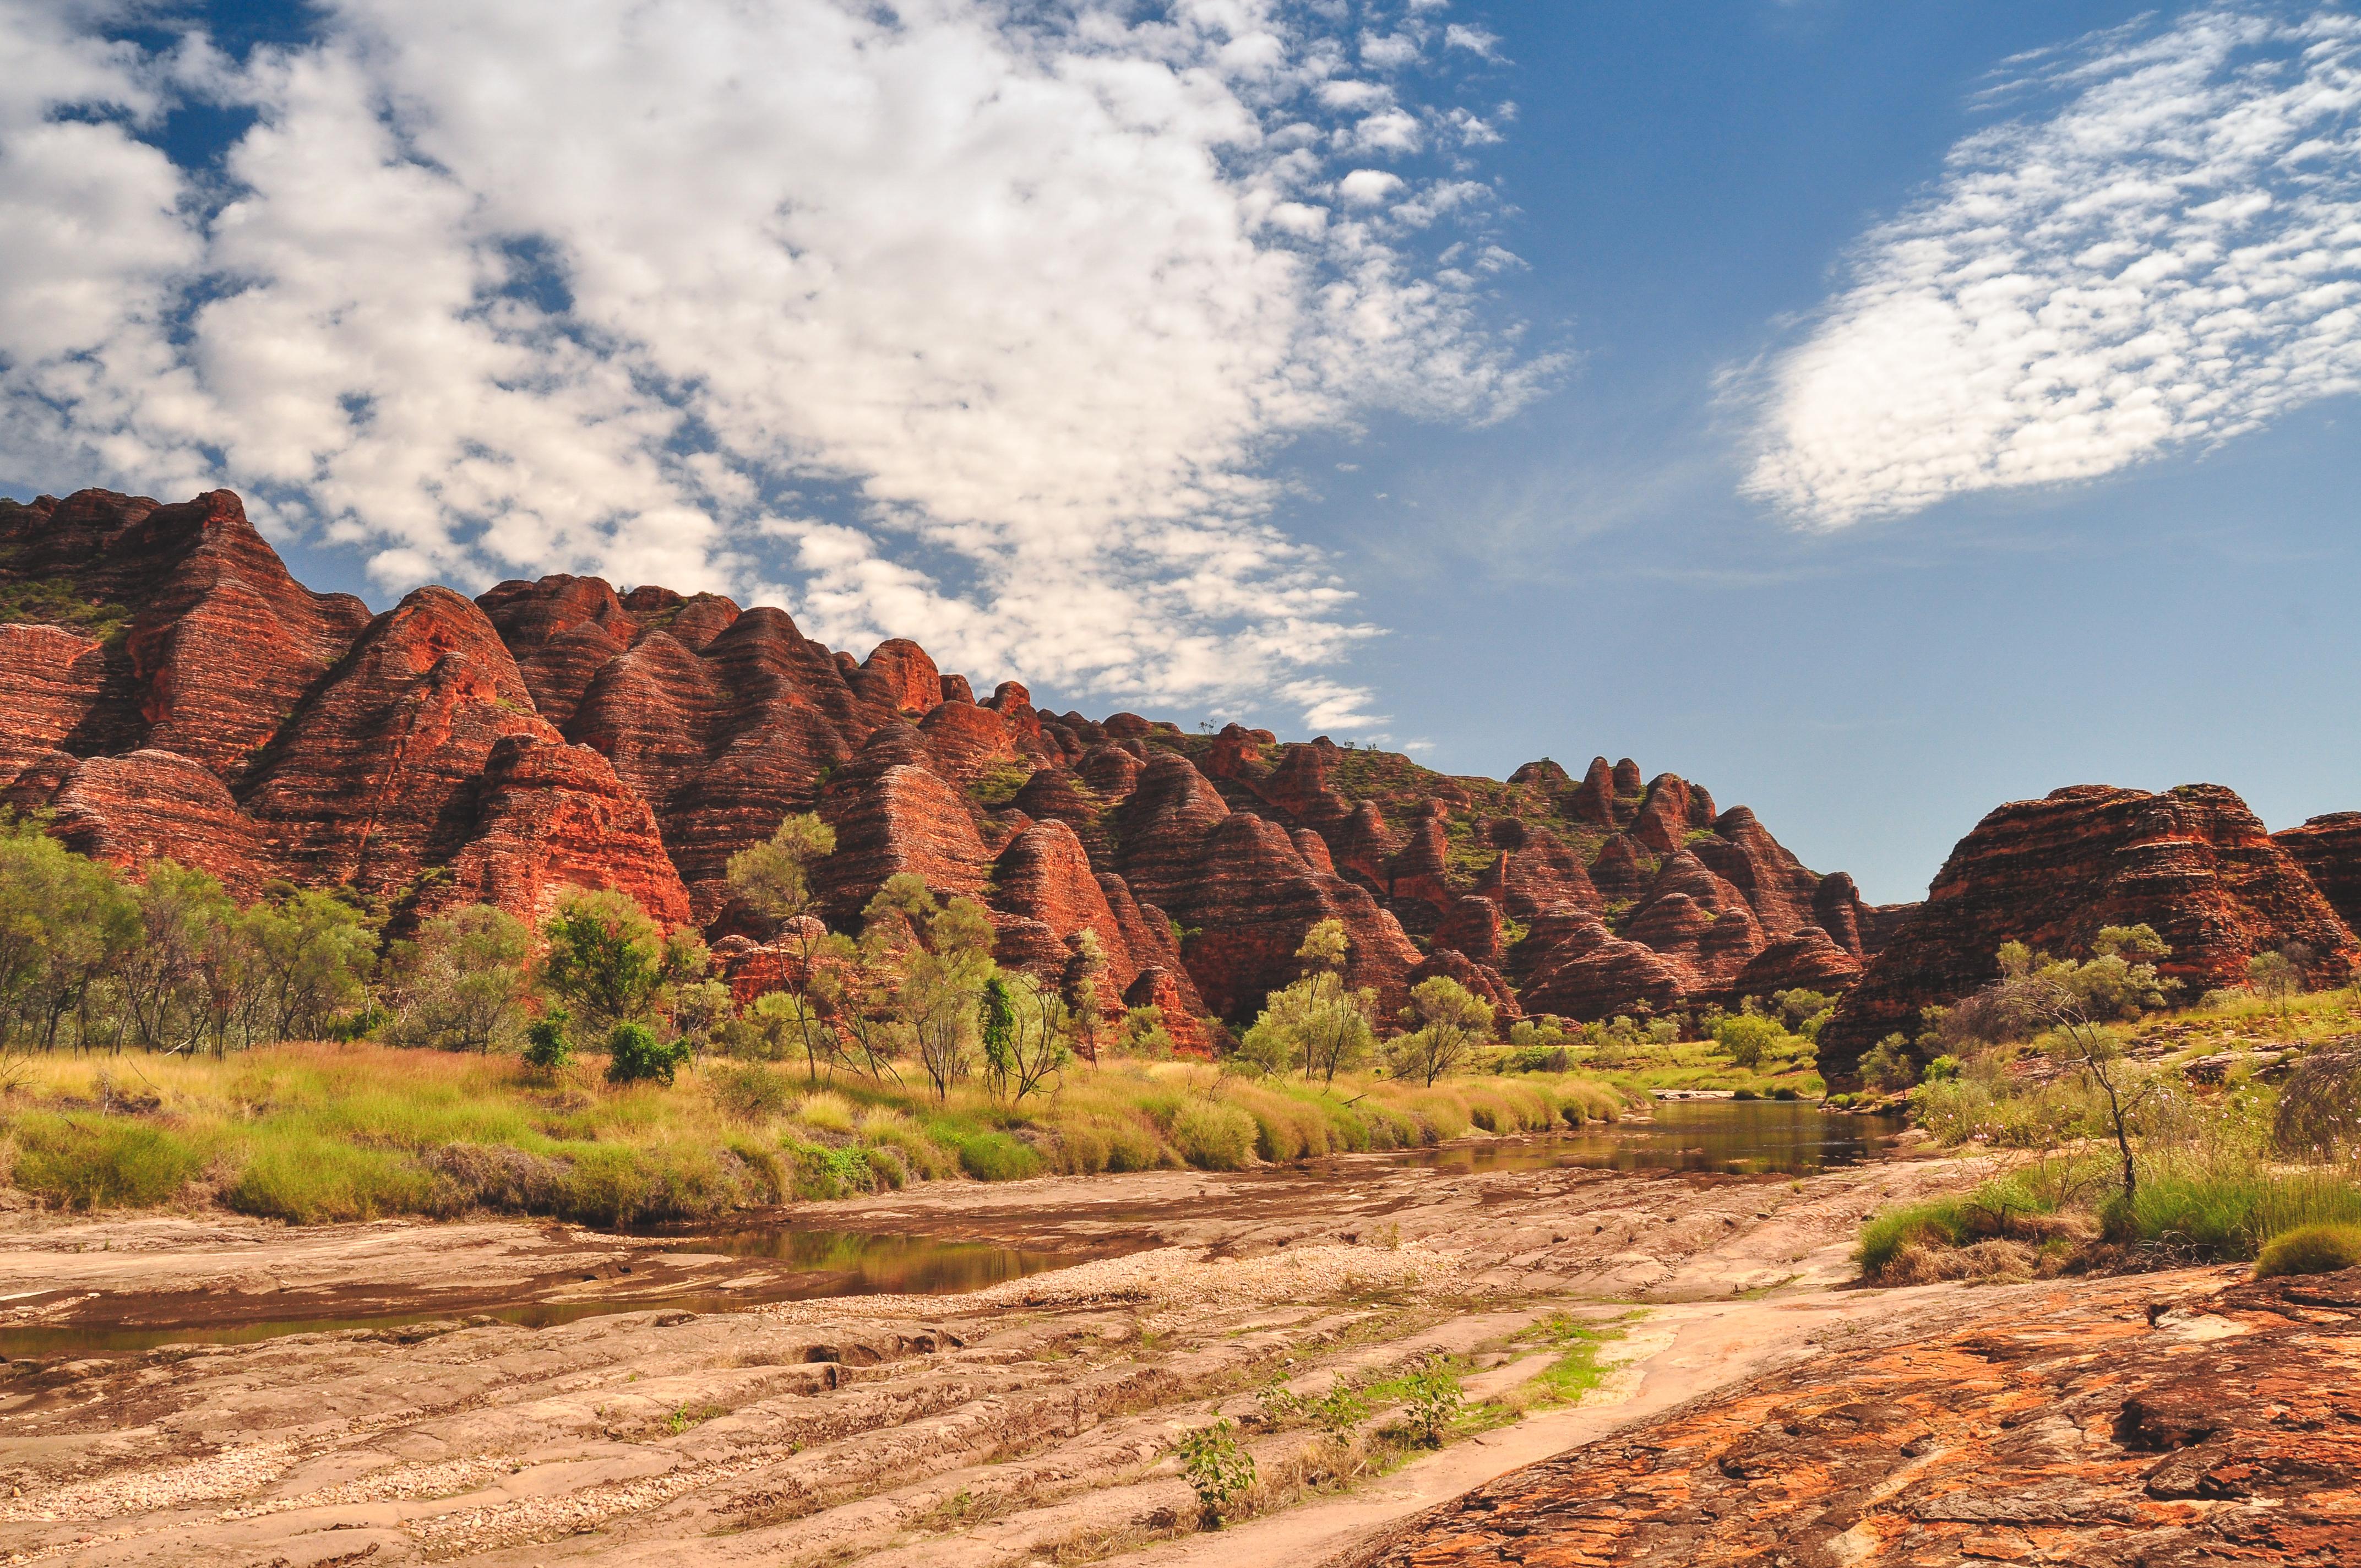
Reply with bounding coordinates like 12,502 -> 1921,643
1821,784 -> 2360,1078
74,486 -> 2361,1054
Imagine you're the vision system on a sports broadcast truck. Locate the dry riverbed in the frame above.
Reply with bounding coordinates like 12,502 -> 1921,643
0,1139 -> 1984,1567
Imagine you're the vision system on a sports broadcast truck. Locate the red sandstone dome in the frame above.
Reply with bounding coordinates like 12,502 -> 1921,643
17,486 -> 2355,1055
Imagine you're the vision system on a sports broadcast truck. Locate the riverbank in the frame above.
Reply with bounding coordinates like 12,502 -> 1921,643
0,1138 -> 1981,1566
0,1046 -> 1629,1227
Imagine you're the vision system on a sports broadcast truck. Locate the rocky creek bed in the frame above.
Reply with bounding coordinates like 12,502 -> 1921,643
0,1134 -> 2348,1567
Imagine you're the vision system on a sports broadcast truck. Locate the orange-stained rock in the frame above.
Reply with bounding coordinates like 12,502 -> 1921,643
917,699 -> 1020,787
814,726 -> 994,919
1519,910 -> 1688,1020
0,624 -> 108,794
2274,811 -> 2361,938
1385,805 -> 1456,928
855,638 -> 942,718
1344,1267 -> 2361,1568
1,488 -> 371,780
420,733 -> 692,927
1689,804 -> 1820,936
1568,755 -> 1617,826
1825,783 -> 2360,1075
1473,819 -> 1602,918
240,586 -> 557,897
1432,895 -> 1505,966
1587,834 -> 1651,903
47,750 -> 274,897
1123,966 -> 1212,1057
1729,924 -> 1862,1002
988,819 -> 1153,993
1010,767 -> 1114,868
1629,772 -> 1716,854
1330,799 -> 1400,895
475,574 -> 642,726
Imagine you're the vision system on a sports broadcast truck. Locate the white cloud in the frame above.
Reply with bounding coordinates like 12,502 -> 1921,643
1338,168 -> 1406,205
1444,24 -> 1500,58
1748,5 -> 2361,527
1360,31 -> 1421,70
0,0 -> 1544,733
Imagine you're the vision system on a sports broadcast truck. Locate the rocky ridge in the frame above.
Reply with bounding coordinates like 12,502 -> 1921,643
1822,784 -> 2361,1076
0,488 -> 1916,1038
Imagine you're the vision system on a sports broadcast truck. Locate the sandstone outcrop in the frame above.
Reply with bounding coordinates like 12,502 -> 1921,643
1346,1266 -> 2361,1568
0,484 -> 1952,1043
46,749 -> 274,898
1824,783 -> 2360,1075
2273,811 -> 2361,938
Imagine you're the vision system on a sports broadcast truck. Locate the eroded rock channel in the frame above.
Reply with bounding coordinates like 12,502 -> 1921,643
10,1132 -> 2347,1568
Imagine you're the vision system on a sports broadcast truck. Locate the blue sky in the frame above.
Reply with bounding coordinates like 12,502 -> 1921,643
2,1 -> 2357,901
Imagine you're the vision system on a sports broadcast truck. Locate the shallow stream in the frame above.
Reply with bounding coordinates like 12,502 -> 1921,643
1413,1100 -> 1906,1177
4,1102 -> 1902,1359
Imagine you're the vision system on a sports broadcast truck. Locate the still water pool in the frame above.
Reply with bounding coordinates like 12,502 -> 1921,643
0,1231 -> 1070,1360
1413,1100 -> 1905,1177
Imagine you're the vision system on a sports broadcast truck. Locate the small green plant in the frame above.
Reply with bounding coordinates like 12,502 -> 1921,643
2255,1223 -> 2361,1278
1253,1380 -> 1302,1427
1401,1360 -> 1462,1447
1312,1385 -> 1370,1439
1176,1418 -> 1256,1527
523,1010 -> 573,1072
606,1021 -> 690,1086
665,1402 -> 722,1434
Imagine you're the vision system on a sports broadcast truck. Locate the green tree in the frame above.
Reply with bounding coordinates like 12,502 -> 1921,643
1121,1004 -> 1175,1059
538,889 -> 667,1043
0,814 -> 139,1052
1389,975 -> 1493,1086
999,972 -> 1074,1101
386,904 -> 533,1053
1238,919 -> 1378,1085
861,874 -> 995,1100
117,862 -> 242,1054
726,813 -> 836,934
1962,924 -> 2176,1206
1712,1012 -> 1787,1070
2247,949 -> 2299,1014
605,1020 -> 689,1086
244,887 -> 376,1042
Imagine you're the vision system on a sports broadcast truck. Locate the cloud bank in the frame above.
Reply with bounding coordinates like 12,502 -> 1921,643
1748,4 -> 2361,527
0,0 -> 1544,731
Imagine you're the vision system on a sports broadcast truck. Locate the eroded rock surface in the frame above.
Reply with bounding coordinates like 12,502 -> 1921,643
1344,1265 -> 2361,1568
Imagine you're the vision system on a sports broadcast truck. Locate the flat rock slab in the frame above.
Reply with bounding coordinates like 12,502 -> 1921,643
1337,1265 -> 2361,1568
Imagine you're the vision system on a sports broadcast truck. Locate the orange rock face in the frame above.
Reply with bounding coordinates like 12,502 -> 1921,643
1345,1266 -> 2361,1568
46,486 -> 2343,1051
1825,784 -> 2359,1076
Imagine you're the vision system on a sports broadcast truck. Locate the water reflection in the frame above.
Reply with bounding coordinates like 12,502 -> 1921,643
1414,1101 -> 1905,1177
1,1232 -> 1070,1361
649,1227 -> 1072,1295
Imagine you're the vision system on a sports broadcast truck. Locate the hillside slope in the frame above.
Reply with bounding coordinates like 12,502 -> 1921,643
1,487 -> 1904,1032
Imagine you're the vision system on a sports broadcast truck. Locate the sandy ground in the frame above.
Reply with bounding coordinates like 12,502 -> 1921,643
0,1141 -> 1987,1567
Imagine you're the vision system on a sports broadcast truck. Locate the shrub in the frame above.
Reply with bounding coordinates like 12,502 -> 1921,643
1176,1419 -> 1256,1527
10,1114 -> 203,1209
606,1022 -> 690,1086
956,1131 -> 1042,1182
2254,1223 -> 2361,1278
709,1062 -> 792,1121
1168,1099 -> 1256,1169
523,1012 -> 574,1072
1401,1362 -> 1464,1447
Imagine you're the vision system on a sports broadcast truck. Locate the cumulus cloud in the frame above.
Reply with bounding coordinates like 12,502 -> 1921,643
1747,5 -> 2361,527
0,0 -> 1544,732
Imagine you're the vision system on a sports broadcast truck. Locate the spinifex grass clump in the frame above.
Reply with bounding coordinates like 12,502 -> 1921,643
0,1044 -> 1631,1224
